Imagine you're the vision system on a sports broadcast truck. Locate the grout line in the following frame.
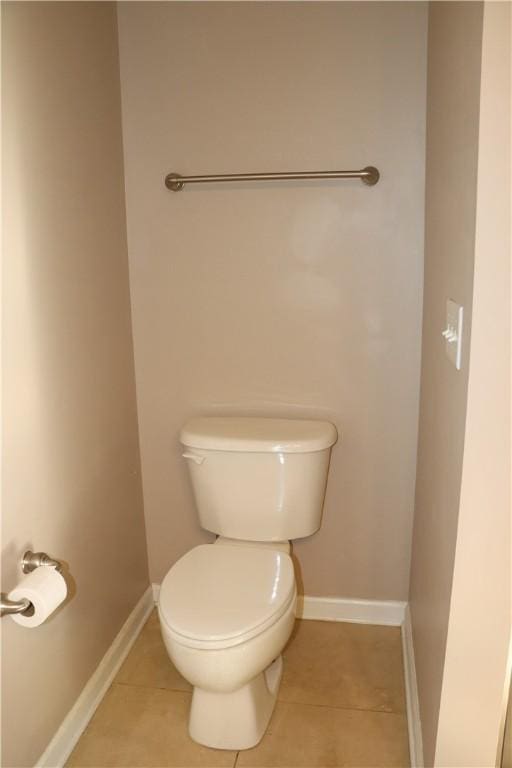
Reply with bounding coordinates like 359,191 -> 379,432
275,696 -> 407,717
114,681 -> 406,719
114,680 -> 192,695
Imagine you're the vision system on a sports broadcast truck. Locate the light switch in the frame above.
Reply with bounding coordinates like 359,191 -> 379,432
442,299 -> 463,370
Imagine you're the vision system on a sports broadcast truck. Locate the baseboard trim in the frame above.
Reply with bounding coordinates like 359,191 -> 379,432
36,585 -> 154,768
153,583 -> 405,626
401,604 -> 424,768
297,594 -> 406,626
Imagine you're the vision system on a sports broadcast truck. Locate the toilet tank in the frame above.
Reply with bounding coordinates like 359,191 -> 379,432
180,417 -> 338,541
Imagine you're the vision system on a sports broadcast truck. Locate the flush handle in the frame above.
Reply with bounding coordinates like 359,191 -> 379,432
182,452 -> 205,465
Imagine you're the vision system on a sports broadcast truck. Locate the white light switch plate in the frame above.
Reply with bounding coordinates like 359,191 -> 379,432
443,299 -> 463,370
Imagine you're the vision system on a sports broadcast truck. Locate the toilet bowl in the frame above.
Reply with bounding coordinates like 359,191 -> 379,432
158,416 -> 337,749
158,542 -> 297,749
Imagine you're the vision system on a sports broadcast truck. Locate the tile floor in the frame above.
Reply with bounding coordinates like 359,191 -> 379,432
67,611 -> 410,767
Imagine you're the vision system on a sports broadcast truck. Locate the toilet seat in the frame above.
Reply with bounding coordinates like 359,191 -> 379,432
159,544 -> 296,650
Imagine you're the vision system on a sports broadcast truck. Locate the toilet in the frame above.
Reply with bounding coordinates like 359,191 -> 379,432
158,416 -> 337,750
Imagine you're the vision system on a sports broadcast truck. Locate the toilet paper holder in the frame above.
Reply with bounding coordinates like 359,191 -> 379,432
0,550 -> 64,617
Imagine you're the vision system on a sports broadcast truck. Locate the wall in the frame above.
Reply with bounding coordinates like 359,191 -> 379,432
503,690 -> 512,768
2,4 -> 149,766
407,2 -> 484,765
117,1 -> 427,598
434,3 -> 511,765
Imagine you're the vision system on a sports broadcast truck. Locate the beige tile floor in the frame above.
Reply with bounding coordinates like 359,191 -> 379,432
67,611 -> 410,768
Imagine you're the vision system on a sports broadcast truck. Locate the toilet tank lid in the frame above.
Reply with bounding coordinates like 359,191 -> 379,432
180,417 -> 338,453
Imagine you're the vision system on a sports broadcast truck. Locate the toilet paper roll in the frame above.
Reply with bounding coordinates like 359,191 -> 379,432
8,565 -> 67,628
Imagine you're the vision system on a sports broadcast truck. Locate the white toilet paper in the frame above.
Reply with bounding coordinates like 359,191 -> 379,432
8,565 -> 67,627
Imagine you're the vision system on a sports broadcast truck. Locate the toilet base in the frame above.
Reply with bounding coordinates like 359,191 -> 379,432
188,655 -> 283,750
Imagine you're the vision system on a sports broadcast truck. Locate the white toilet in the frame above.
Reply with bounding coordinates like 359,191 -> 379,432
158,416 -> 337,750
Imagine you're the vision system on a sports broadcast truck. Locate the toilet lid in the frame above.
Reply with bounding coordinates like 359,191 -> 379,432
159,545 -> 296,649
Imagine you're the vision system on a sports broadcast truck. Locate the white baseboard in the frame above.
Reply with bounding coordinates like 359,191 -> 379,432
153,582 -> 405,626
36,585 -> 154,768
401,604 -> 424,768
297,594 -> 406,626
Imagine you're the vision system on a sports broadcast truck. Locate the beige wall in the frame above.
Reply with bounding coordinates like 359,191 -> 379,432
1,4 -> 149,766
408,2 -> 508,765
118,1 -> 427,598
434,3 -> 511,765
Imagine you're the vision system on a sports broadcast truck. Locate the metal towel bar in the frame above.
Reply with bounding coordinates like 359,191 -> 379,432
165,166 -> 380,191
